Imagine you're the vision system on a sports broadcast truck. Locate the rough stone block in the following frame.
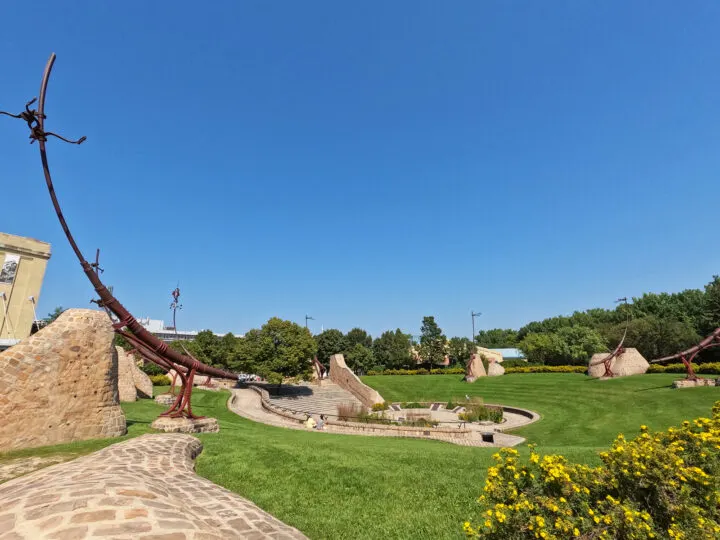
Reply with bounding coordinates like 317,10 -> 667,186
0,309 -> 126,452
672,378 -> 717,388
487,362 -> 505,377
328,354 -> 384,407
588,348 -> 649,378
150,417 -> 220,433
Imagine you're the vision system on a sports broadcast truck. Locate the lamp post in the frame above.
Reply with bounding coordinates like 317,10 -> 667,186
305,315 -> 314,330
471,310 -> 482,343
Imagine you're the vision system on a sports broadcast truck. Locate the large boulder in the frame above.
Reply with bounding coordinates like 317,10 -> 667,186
0,309 -> 126,452
488,361 -> 505,377
588,348 -> 649,378
476,346 -> 503,363
329,353 -> 384,407
465,353 -> 487,382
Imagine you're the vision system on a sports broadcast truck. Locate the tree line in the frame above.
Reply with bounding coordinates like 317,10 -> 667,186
475,275 -> 720,365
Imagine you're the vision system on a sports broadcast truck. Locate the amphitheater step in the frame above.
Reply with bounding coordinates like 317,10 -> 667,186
264,382 -> 365,417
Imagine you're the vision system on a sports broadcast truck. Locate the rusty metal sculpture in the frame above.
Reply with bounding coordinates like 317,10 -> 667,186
1,53 -> 237,419
651,327 -> 720,381
588,297 -> 630,378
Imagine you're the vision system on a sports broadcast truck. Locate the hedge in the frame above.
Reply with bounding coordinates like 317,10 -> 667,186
647,362 -> 720,374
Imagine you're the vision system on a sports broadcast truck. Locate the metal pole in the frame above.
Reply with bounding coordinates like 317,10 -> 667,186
471,311 -> 481,342
305,315 -> 314,329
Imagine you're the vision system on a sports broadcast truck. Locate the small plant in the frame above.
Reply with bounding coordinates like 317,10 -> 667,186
337,402 -> 365,422
401,402 -> 425,409
458,399 -> 503,423
149,374 -> 170,386
372,402 -> 390,411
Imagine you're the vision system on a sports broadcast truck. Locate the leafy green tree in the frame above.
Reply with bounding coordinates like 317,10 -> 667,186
475,329 -> 518,348
701,275 -> 720,335
418,316 -> 447,365
519,326 -> 606,365
315,329 -> 347,366
372,329 -> 413,370
234,318 -> 316,381
346,343 -> 374,374
346,327 -> 372,349
603,316 -> 701,360
447,337 -> 475,367
43,306 -> 64,325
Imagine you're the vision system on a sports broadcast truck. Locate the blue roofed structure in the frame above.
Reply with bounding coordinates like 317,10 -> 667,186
489,348 -> 526,360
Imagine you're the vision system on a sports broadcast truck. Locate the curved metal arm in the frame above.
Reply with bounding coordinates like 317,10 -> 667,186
34,53 -> 236,381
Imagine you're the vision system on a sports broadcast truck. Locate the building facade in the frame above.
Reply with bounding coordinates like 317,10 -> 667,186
135,317 -> 241,343
0,232 -> 51,349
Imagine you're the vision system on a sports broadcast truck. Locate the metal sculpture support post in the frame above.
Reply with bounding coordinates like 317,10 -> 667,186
588,297 -> 630,378
651,327 -> 720,381
0,53 -> 238,419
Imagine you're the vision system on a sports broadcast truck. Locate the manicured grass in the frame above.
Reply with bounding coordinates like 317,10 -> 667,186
2,376 -> 718,539
362,373 -> 720,447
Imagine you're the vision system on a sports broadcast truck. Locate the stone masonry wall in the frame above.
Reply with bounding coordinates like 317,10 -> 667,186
116,347 -> 137,402
328,353 -> 384,407
0,309 -> 126,452
116,348 -> 153,401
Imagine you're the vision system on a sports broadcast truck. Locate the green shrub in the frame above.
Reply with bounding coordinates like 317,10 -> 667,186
504,365 -> 587,374
371,402 -> 390,411
366,367 -> 465,376
149,374 -> 170,386
464,401 -> 720,539
647,362 -> 720,374
401,402 -> 425,409
141,362 -> 165,376
458,399 -> 503,423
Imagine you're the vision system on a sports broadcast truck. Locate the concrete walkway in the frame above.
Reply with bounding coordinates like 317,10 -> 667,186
229,388 -> 529,447
0,434 -> 306,540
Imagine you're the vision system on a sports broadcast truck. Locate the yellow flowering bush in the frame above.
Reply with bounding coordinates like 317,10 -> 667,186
464,401 -> 720,539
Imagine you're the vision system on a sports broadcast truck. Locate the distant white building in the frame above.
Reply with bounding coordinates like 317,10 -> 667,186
489,348 -> 526,360
136,318 -> 242,343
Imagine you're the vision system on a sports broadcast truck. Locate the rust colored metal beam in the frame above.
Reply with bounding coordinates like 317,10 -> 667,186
650,327 -> 720,380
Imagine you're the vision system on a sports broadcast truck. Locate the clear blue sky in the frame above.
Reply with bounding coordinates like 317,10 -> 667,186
1,2 -> 718,338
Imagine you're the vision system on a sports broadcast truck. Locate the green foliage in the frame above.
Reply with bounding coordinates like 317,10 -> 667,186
702,275 -> 720,335
266,372 -> 283,385
140,362 -> 166,376
519,326 -> 606,365
372,329 -> 413,370
149,374 -> 170,386
113,333 -> 131,351
418,316 -> 447,365
345,343 -> 374,374
401,402 -> 425,409
235,318 -> 316,380
42,306 -> 64,325
465,403 -> 720,539
458,401 -> 503,423
475,328 -> 518,348
314,329 -> 347,365
345,327 -> 372,349
647,362 -> 720,374
447,337 -> 475,367
603,315 -> 701,360
371,402 -> 389,411
504,365 -> 587,374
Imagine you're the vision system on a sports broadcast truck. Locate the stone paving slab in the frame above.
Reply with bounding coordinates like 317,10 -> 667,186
0,434 -> 306,539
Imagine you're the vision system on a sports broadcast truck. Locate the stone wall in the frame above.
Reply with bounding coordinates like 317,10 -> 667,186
0,309 -> 126,452
116,348 -> 153,401
328,354 -> 384,407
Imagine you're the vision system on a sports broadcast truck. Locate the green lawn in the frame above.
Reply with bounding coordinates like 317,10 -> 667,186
1,375 -> 718,540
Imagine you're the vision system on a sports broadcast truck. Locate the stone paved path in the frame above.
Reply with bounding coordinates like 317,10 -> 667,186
0,434 -> 306,540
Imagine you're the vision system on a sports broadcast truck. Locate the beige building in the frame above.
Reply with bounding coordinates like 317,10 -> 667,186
0,232 -> 51,348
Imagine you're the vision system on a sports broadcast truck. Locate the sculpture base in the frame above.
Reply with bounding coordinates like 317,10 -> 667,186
155,394 -> 175,406
151,416 -> 220,433
672,378 -> 717,389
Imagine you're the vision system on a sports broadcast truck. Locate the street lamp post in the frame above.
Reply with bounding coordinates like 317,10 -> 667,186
471,310 -> 482,343
305,315 -> 315,330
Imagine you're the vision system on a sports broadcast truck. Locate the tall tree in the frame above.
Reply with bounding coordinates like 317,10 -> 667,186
346,327 -> 372,349
315,329 -> 347,366
234,318 -> 316,381
519,326 -> 606,365
418,316 -> 447,365
447,337 -> 475,366
372,329 -> 413,370
346,343 -> 374,374
702,275 -> 720,335
475,329 -> 518,348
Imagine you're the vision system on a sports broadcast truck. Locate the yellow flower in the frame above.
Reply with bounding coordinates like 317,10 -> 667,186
574,528 -> 580,537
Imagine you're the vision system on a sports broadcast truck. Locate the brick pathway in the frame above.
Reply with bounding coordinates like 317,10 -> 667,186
0,434 -> 306,539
